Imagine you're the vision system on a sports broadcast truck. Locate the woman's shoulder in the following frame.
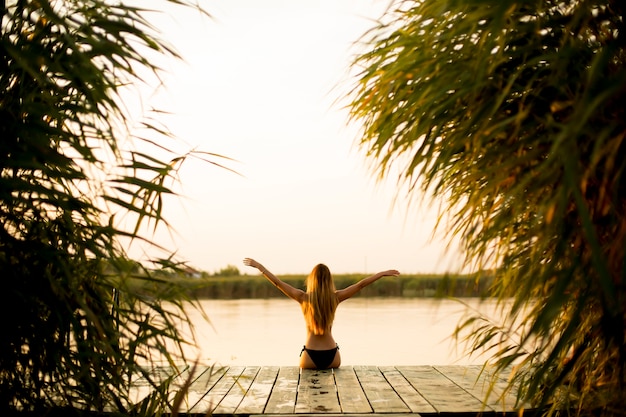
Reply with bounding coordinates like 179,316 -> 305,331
295,290 -> 308,303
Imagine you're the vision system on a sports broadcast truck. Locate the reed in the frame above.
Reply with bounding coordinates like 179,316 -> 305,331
139,272 -> 494,299
0,1 -> 224,414
347,0 -> 626,415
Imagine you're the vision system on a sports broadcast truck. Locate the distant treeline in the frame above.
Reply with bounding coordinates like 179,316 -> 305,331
183,272 -> 494,299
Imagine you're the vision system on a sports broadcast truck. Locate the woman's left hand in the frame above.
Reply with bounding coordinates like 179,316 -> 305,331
243,258 -> 261,269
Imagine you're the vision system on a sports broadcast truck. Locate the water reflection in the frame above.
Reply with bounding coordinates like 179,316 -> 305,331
173,297 -> 503,367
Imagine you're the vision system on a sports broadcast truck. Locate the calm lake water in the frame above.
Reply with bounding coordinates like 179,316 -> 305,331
171,297 -> 509,367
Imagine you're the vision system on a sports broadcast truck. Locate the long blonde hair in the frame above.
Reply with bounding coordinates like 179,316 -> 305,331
301,264 -> 337,335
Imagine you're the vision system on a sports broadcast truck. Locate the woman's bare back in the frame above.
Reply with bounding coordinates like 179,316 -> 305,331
243,258 -> 399,369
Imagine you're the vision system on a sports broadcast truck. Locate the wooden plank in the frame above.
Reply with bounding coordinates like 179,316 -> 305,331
435,365 -> 521,412
353,366 -> 410,413
127,364 -> 535,416
379,366 -> 437,414
212,366 -> 260,415
398,365 -> 490,413
189,366 -> 247,414
265,366 -> 300,414
295,368 -> 341,413
333,366 -> 372,413
468,364 -> 532,410
182,365 -> 227,412
127,365 -> 188,406
236,366 -> 280,414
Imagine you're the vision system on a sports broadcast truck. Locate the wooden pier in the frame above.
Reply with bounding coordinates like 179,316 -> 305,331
130,365 -> 526,416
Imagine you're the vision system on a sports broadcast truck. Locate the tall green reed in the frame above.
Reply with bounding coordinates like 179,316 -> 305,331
347,1 -> 626,415
0,1 -> 231,413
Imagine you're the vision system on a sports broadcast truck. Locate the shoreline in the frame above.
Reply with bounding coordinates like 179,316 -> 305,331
182,272 -> 494,299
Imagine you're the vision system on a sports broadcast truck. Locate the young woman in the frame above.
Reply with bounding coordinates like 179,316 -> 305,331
243,258 -> 400,369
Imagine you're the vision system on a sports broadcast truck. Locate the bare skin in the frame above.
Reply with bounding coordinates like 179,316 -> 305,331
243,258 -> 400,368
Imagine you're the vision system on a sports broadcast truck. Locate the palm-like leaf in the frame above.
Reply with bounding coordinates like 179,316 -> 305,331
348,0 -> 625,415
1,0 -> 222,413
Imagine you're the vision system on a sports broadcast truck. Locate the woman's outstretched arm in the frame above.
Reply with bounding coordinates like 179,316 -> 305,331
336,269 -> 400,302
243,258 -> 305,302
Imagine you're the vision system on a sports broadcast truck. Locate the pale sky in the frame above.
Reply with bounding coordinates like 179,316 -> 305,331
126,0 -> 464,275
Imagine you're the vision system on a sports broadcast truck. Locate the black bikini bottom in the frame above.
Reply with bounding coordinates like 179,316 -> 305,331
300,345 -> 339,369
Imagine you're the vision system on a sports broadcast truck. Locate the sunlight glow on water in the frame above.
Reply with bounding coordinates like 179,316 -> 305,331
169,298 -> 508,367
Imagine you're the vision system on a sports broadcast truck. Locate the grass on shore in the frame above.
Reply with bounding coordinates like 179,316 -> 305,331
132,271 -> 494,299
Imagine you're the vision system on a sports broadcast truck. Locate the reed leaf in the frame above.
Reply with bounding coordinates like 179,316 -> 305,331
348,0 -> 626,415
0,0 -> 227,414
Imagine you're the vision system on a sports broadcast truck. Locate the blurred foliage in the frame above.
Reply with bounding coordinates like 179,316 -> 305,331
0,0 -> 227,414
348,0 -> 625,415
215,264 -> 241,277
180,272 -> 492,299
